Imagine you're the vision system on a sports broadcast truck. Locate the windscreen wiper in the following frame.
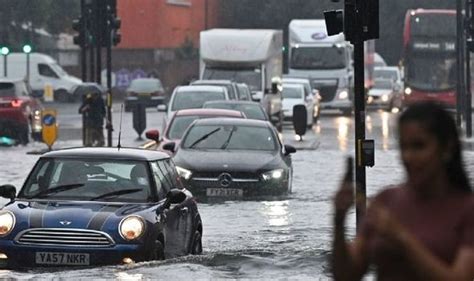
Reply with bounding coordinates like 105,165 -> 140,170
29,183 -> 85,199
189,128 -> 221,148
220,127 -> 235,150
91,188 -> 143,201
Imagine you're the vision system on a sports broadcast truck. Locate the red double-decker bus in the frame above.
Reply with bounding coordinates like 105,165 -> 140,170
402,9 -> 456,107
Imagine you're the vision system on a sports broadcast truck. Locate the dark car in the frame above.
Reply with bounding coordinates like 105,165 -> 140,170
0,147 -> 203,268
142,108 -> 246,152
124,78 -> 166,111
162,118 -> 296,199
203,100 -> 268,121
0,78 -> 43,144
70,83 -> 106,103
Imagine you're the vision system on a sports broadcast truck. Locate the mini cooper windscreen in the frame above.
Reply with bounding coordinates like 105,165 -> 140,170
19,159 -> 167,202
182,124 -> 277,151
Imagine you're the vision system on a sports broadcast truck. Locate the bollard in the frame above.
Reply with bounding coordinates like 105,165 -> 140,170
133,102 -> 147,140
293,104 -> 307,139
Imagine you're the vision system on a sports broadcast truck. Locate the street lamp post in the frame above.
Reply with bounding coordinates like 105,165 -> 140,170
1,47 -> 9,77
23,44 -> 32,83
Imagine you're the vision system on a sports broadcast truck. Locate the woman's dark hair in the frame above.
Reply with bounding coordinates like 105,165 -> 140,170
399,102 -> 471,192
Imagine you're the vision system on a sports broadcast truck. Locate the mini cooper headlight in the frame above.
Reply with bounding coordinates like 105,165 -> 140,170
0,211 -> 15,236
119,216 -> 144,240
176,166 -> 192,180
261,169 -> 284,181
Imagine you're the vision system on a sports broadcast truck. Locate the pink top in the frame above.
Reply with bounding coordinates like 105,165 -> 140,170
361,186 -> 474,281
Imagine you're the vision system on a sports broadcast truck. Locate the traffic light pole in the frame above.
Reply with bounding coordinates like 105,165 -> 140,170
466,0 -> 473,138
457,0 -> 464,127
353,3 -> 366,229
106,29 -> 113,147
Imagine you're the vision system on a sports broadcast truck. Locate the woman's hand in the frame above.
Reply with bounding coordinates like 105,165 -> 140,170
334,157 -> 355,224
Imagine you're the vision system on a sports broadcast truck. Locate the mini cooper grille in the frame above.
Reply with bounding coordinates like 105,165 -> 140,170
16,228 -> 115,247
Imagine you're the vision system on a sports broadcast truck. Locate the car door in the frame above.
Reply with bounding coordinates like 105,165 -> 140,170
155,159 -> 192,257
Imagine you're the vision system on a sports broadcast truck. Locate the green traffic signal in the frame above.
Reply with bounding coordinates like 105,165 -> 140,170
0,47 -> 9,56
22,44 -> 32,54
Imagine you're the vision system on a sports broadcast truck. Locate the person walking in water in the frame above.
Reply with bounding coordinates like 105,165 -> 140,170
332,102 -> 474,280
79,91 -> 106,147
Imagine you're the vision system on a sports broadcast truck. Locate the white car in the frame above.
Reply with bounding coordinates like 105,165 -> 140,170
374,66 -> 404,95
367,79 -> 403,111
282,83 -> 315,128
158,85 -> 231,124
282,77 -> 321,122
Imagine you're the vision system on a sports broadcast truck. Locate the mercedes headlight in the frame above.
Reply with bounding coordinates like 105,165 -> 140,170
381,94 -> 389,102
119,216 -> 144,240
338,90 -> 348,100
404,87 -> 412,95
176,166 -> 192,180
0,211 -> 15,236
261,169 -> 284,181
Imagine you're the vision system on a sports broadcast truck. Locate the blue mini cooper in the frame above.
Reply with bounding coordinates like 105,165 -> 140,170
0,147 -> 203,268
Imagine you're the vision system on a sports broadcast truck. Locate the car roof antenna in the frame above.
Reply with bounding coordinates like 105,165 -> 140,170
117,104 -> 123,151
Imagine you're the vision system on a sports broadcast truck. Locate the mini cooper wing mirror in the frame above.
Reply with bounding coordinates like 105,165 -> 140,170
162,142 -> 176,153
0,185 -> 16,200
284,144 -> 297,155
145,129 -> 160,142
159,189 -> 187,212
167,189 -> 187,204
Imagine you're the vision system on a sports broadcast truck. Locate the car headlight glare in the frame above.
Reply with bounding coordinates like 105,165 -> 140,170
176,166 -> 192,180
119,216 -> 144,240
262,169 -> 284,181
404,87 -> 412,95
338,90 -> 348,100
0,211 -> 15,236
381,94 -> 389,102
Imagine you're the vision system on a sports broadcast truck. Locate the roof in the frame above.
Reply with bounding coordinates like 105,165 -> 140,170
41,147 -> 170,161
204,100 -> 262,106
192,80 -> 234,85
193,117 -> 271,128
176,85 -> 226,93
0,78 -> 27,83
174,108 -> 245,117
282,77 -> 311,83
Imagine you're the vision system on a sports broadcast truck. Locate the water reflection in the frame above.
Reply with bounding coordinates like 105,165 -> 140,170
260,200 -> 290,227
116,272 -> 144,281
380,111 -> 390,151
335,117 -> 350,151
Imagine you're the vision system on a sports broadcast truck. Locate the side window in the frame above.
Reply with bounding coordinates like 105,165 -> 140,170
38,64 -> 59,78
163,160 -> 180,187
157,160 -> 175,189
151,162 -> 167,199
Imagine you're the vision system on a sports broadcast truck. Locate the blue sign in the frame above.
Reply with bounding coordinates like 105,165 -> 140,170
42,114 -> 56,126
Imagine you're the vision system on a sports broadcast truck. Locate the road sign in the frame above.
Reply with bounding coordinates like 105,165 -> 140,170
41,109 -> 58,149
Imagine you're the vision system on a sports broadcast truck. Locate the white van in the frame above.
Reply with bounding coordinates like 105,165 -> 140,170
0,53 -> 82,102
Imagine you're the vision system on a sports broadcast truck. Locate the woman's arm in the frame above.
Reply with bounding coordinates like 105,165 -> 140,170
332,212 -> 370,281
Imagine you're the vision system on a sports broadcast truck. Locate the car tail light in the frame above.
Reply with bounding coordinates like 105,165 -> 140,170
10,99 -> 23,107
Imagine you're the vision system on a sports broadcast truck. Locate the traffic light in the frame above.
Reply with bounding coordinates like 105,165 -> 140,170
22,44 -> 32,54
324,0 -> 379,43
72,17 -> 85,46
0,47 -> 9,56
110,16 -> 121,46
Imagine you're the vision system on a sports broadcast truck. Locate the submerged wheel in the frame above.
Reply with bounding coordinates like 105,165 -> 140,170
18,124 -> 30,145
149,240 -> 165,261
54,89 -> 70,103
190,231 -> 203,255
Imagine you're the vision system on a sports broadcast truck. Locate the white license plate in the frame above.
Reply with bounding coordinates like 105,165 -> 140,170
35,252 -> 90,265
206,188 -> 243,197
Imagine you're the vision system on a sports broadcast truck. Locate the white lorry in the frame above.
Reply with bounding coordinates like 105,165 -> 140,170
200,29 -> 284,130
0,53 -> 82,102
288,19 -> 354,115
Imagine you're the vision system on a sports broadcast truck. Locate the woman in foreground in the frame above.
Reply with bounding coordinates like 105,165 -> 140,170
332,102 -> 474,281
